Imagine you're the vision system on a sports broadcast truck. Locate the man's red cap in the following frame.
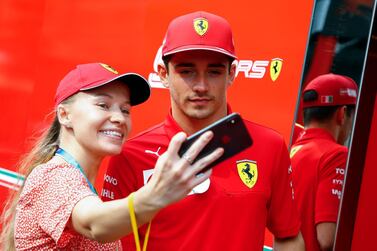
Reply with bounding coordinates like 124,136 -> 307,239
162,11 -> 236,59
54,63 -> 151,107
302,73 -> 358,108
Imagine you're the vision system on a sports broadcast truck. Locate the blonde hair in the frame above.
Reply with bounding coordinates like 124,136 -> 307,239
0,116 -> 61,250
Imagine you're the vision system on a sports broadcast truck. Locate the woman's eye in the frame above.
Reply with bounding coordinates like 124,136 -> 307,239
121,108 -> 130,115
97,103 -> 109,109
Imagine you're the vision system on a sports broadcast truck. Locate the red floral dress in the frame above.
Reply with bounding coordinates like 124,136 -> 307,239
14,157 -> 122,250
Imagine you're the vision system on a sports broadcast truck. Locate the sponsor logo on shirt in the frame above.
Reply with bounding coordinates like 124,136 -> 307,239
145,147 -> 162,157
290,145 -> 302,158
143,169 -> 155,184
104,174 -> 118,185
332,167 -> 345,199
101,189 -> 115,200
236,160 -> 258,188
188,178 -> 210,195
102,174 -> 118,200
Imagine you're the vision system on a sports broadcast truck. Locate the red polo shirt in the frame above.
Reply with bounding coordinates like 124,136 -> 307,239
102,108 -> 300,251
290,128 -> 347,251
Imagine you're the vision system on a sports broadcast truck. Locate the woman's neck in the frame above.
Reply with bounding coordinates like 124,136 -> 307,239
58,142 -> 102,184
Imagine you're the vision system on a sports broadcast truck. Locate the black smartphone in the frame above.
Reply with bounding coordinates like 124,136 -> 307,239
178,113 -> 253,173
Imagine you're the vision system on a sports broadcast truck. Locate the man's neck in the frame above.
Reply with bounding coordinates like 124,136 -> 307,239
172,107 -> 228,135
306,121 -> 340,143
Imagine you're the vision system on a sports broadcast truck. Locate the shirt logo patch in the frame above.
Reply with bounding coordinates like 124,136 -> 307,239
193,18 -> 208,36
237,160 -> 258,188
188,178 -> 210,195
143,169 -> 154,184
145,147 -> 162,157
290,145 -> 303,158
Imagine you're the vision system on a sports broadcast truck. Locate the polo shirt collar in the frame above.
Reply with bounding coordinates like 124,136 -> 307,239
300,128 -> 337,143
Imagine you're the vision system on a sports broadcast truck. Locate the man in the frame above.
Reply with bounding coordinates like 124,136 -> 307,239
102,11 -> 304,250
290,73 -> 358,251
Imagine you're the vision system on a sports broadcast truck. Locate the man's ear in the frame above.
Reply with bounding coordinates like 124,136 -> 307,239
336,106 -> 346,125
228,62 -> 237,86
158,63 -> 169,88
56,104 -> 72,129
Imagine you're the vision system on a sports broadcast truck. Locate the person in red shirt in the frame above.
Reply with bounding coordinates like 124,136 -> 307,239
102,11 -> 304,251
0,63 -> 222,250
290,73 -> 358,251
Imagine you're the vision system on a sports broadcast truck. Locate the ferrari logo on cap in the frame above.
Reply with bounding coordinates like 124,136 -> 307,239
237,160 -> 258,189
100,63 -> 118,74
193,18 -> 208,36
270,58 -> 283,82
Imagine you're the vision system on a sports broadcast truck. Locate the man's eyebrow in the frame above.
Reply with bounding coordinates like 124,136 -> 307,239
174,63 -> 226,68
208,63 -> 226,68
174,63 -> 195,68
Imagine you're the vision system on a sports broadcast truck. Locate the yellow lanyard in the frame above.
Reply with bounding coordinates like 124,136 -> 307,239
128,192 -> 152,251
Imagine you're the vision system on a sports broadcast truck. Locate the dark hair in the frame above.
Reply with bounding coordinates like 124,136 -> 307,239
303,90 -> 356,125
162,55 -> 172,71
162,54 -> 235,73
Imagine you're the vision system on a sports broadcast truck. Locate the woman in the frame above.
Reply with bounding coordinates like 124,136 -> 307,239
0,62 -> 223,250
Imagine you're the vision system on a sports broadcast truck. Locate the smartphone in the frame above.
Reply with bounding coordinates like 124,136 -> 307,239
178,113 -> 253,173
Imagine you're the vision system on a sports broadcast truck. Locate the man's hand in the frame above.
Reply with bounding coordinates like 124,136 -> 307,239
317,222 -> 336,251
274,232 -> 305,251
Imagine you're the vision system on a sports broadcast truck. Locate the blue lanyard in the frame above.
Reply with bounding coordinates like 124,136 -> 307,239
55,148 -> 97,195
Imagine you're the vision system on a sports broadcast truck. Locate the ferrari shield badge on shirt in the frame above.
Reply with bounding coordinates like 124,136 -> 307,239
237,160 -> 258,188
290,145 -> 302,158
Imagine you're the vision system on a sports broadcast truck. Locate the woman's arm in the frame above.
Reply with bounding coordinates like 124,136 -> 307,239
70,131 -> 223,243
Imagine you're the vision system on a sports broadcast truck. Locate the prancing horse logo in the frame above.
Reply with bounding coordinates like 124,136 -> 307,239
193,18 -> 209,36
237,160 -> 258,188
99,63 -> 119,74
269,58 -> 283,82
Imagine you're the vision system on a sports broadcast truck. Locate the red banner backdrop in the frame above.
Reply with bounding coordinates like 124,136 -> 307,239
0,0 -> 314,247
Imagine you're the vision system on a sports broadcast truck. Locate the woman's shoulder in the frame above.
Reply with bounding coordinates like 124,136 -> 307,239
24,157 -> 80,189
29,157 -> 73,177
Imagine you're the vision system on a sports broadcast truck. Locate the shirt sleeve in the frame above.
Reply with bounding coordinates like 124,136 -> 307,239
315,148 -> 347,224
267,138 -> 301,238
36,165 -> 95,245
